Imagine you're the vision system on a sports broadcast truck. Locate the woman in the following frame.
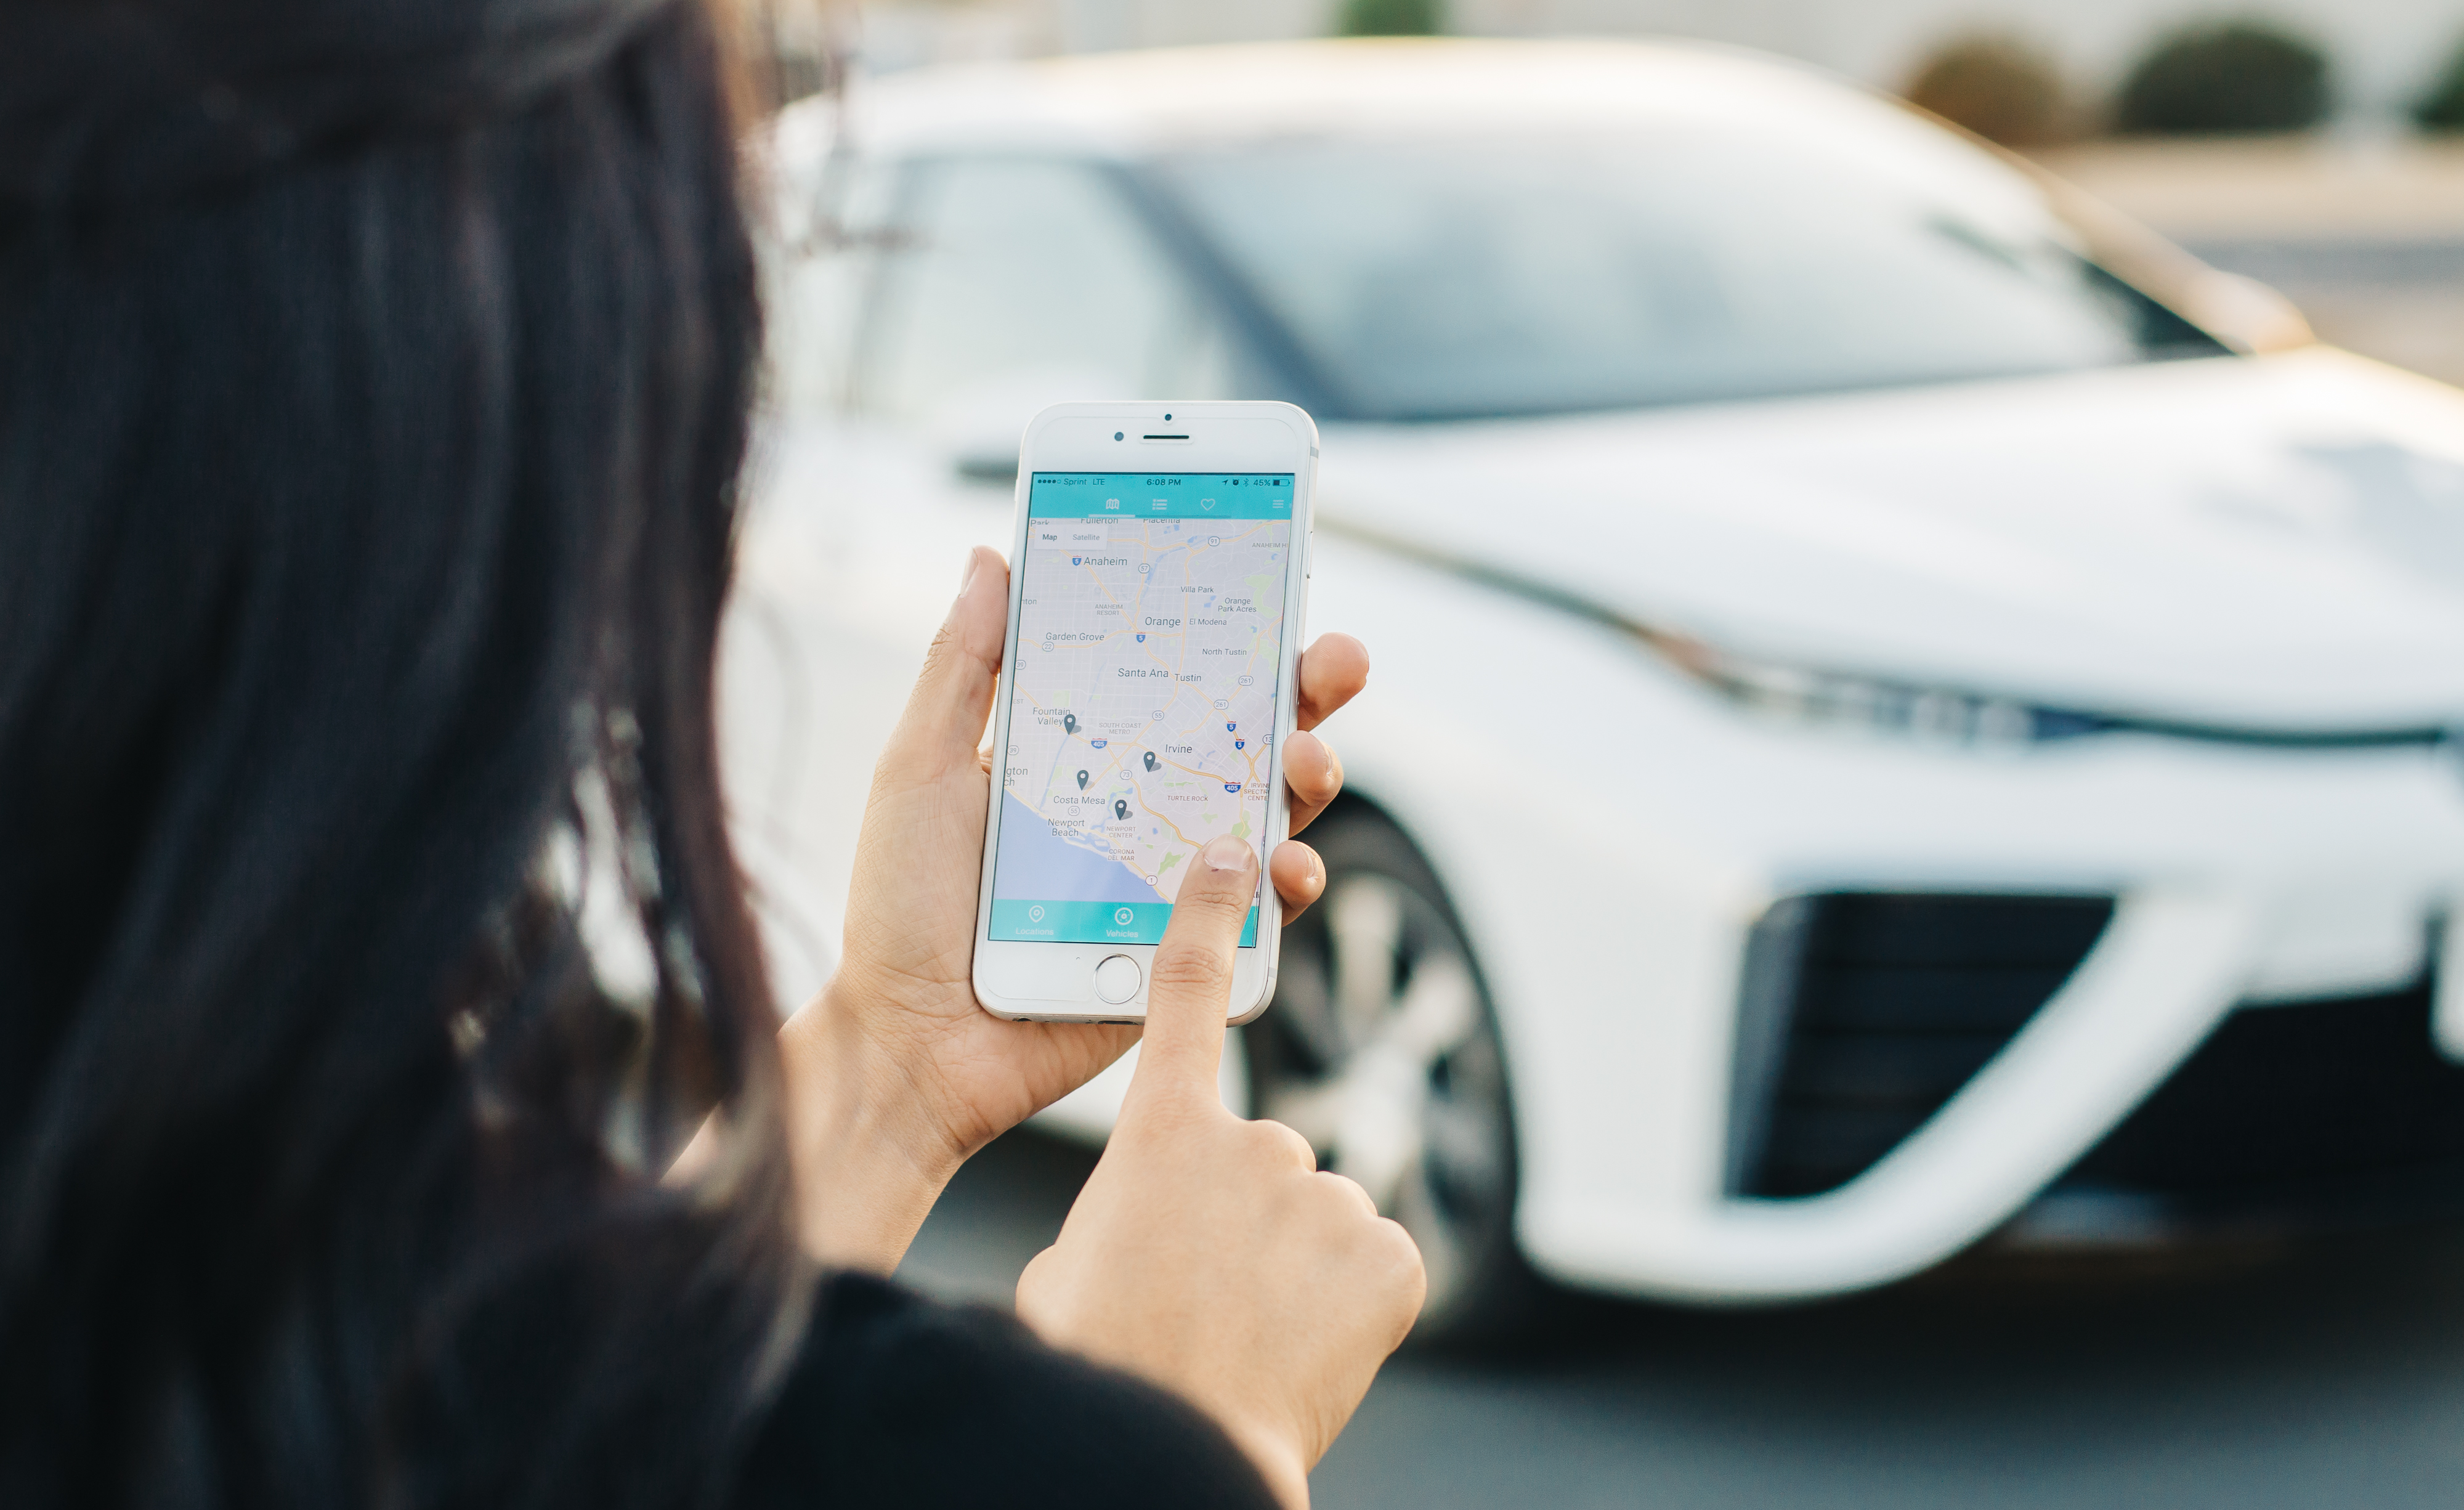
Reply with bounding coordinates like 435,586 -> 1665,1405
0,2 -> 1423,1508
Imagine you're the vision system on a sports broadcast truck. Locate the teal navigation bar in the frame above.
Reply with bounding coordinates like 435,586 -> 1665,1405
1029,473 -> 1295,521
991,899 -> 1262,948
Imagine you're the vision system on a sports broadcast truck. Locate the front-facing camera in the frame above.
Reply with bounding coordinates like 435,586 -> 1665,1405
1114,431 -> 1124,440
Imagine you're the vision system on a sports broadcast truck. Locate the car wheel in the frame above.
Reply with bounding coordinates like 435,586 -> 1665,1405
1249,803 -> 1534,1342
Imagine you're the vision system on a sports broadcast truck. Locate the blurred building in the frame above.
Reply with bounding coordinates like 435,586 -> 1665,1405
837,0 -> 2463,123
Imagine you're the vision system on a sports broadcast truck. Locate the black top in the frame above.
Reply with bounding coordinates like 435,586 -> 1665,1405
734,1272 -> 1279,1509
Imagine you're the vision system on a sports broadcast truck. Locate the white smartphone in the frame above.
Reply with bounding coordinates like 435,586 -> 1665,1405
972,400 -> 1319,1024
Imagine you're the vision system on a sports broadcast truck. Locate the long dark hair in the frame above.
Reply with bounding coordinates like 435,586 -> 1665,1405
0,3 -> 805,1508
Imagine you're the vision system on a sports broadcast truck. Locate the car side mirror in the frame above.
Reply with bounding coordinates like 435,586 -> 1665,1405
2175,268 -> 2313,355
949,432 -> 1019,485
930,366 -> 1127,489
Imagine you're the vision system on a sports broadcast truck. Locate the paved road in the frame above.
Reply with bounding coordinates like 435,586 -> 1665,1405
901,1128 -> 2464,1509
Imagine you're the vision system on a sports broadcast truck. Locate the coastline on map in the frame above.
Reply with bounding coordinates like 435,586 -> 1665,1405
990,790 -> 1165,907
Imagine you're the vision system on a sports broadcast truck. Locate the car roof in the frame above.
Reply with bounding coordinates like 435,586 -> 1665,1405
771,38 -> 2045,229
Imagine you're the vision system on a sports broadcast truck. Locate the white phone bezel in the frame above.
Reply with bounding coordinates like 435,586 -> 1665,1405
971,400 -> 1319,1025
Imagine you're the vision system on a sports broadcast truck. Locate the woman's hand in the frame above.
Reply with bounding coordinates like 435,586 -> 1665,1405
1015,835 -> 1426,1510
780,546 -> 1369,1270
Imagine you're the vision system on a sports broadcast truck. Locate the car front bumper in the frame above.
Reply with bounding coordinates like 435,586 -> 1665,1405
1318,537 -> 2464,1302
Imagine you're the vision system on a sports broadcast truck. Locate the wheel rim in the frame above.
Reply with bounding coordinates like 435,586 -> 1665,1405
1259,872 -> 1513,1313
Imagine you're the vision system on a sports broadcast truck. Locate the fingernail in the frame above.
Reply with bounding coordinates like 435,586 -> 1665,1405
1202,835 -> 1251,872
957,550 -> 980,598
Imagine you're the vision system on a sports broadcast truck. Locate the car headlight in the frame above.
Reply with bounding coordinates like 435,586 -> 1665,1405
1640,630 -> 2090,748
1316,514 -> 2440,755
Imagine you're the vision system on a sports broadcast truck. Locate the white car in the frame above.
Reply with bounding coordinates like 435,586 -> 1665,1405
723,39 -> 2464,1334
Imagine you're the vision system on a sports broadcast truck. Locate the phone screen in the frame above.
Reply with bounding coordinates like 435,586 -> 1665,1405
989,472 -> 1297,948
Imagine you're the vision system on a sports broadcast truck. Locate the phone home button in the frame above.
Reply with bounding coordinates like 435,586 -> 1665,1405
1092,954 -> 1141,1006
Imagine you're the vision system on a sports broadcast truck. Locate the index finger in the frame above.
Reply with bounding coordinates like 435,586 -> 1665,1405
1295,633 -> 1369,733
1119,835 -> 1258,1124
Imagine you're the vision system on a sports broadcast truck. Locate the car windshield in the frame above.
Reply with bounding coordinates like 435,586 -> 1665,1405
1153,133 -> 2227,422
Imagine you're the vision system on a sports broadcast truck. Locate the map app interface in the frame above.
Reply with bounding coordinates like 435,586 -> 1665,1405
990,472 -> 1296,949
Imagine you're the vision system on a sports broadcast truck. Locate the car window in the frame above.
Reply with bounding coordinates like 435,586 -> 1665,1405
859,157 -> 1234,428
1154,132 -> 2228,422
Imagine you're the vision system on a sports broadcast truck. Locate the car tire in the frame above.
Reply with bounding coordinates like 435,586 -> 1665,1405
1248,802 -> 1539,1344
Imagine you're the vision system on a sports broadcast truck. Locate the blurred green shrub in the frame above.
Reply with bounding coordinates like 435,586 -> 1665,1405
2114,21 -> 2330,134
1901,35 -> 2072,147
2417,38 -> 2464,130
1335,0 -> 1441,38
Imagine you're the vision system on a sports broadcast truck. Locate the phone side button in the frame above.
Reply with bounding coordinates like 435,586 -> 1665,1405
1092,954 -> 1142,1006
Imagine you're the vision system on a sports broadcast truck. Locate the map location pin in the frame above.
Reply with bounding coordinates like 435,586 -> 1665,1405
1076,769 -> 1089,790
1113,799 -> 1129,821
1063,713 -> 1077,736
1143,751 -> 1157,772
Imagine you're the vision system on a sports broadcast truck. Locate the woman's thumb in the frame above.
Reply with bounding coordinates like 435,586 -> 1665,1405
1124,835 -> 1260,1119
882,547 -> 1007,782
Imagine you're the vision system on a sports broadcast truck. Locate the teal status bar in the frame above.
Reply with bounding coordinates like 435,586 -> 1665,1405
990,899 -> 1262,949
1029,472 -> 1294,521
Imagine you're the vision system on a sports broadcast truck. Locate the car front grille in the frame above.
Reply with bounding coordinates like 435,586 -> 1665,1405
1728,892 -> 2464,1232
1727,892 -> 2116,1199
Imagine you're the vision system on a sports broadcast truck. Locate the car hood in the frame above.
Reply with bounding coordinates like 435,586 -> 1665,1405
1316,349 -> 2464,731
